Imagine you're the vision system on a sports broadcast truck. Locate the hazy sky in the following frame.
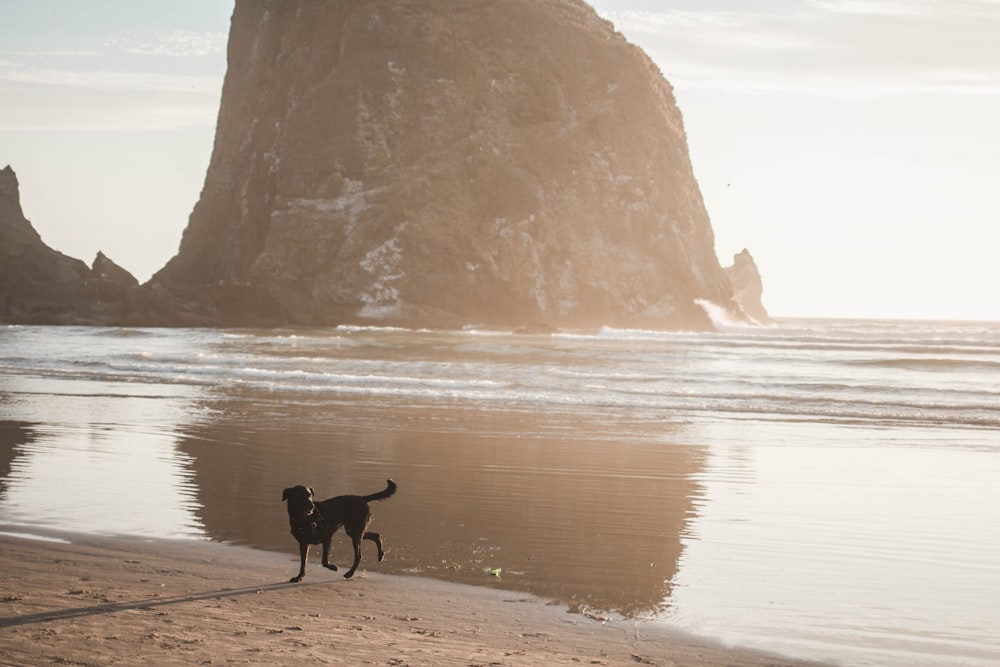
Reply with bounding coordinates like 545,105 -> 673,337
2,1 -> 998,321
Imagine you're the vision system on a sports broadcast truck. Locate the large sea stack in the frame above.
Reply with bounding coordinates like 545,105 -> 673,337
152,0 -> 746,330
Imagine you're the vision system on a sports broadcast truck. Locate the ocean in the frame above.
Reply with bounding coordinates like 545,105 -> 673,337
1,318 -> 998,666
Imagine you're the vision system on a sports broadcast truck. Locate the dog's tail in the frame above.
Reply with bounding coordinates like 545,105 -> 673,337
363,479 -> 397,502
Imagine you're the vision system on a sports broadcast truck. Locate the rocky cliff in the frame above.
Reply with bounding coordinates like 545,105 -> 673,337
0,165 -> 142,324
152,0 -> 746,330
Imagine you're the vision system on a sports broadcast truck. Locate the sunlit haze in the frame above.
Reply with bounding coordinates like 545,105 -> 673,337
2,0 -> 997,321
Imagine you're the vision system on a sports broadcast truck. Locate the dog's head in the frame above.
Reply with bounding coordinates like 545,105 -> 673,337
281,485 -> 316,517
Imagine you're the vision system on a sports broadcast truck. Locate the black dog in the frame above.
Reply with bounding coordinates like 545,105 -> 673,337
281,479 -> 397,582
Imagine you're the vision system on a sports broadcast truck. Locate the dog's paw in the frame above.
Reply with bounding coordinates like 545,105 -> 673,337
343,570 -> 356,579
323,563 -> 338,571
290,575 -> 303,583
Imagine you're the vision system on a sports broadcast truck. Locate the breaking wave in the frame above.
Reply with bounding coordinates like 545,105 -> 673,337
2,318 -> 999,433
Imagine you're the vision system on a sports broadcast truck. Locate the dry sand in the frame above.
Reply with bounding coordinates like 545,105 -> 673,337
0,530 -> 828,667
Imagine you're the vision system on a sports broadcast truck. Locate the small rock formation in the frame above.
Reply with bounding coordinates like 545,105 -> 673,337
92,251 -> 139,289
725,249 -> 771,323
152,0 -> 747,330
89,250 -> 140,303
0,165 -> 141,324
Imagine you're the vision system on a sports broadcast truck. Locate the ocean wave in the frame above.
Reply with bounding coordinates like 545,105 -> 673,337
695,298 -> 765,329
3,321 -> 999,434
335,324 -> 428,334
84,327 -> 158,338
841,357 -> 1000,371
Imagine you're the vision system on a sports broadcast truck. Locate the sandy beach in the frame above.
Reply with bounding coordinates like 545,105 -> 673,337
0,529 -> 828,666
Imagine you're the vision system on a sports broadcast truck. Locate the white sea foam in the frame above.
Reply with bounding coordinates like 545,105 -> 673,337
2,319 -> 999,431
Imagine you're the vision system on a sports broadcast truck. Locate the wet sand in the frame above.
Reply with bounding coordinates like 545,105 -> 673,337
2,411 -> 712,617
172,412 -> 708,617
0,530 -> 829,667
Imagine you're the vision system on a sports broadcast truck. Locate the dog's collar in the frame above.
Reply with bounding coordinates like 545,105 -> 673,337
294,504 -> 327,527
290,503 -> 330,545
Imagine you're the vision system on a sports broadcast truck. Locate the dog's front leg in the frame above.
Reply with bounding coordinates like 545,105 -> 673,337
290,542 -> 309,583
321,538 -> 338,573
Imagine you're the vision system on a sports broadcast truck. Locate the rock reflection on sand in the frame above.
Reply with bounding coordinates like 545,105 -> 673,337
176,402 -> 705,617
0,416 -> 204,540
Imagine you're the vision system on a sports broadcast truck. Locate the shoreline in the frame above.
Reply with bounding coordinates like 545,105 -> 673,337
0,527 -> 829,666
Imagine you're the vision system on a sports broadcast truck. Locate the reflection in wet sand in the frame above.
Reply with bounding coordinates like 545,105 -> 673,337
177,403 -> 705,616
0,386 -> 205,540
0,421 -> 34,496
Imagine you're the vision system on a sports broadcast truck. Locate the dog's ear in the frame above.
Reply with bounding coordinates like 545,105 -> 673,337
308,486 -> 315,498
282,488 -> 291,501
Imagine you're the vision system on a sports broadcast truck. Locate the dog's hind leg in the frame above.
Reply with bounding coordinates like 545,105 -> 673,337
343,522 -> 370,579
363,531 -> 385,561
291,542 -> 309,583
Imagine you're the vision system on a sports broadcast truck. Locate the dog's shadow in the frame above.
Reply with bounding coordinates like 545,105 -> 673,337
0,580 -> 334,629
